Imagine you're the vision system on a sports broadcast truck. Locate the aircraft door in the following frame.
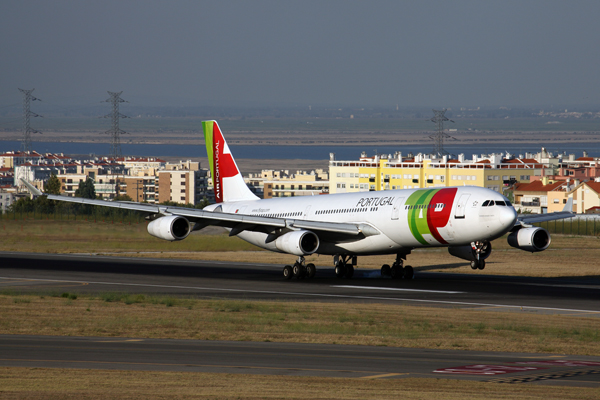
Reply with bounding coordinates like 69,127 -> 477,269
391,197 -> 405,220
454,194 -> 470,219
304,205 -> 311,218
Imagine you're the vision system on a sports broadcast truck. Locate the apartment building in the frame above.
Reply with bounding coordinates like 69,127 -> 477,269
245,169 -> 329,198
329,152 -> 541,195
0,151 -> 43,168
156,161 -> 209,205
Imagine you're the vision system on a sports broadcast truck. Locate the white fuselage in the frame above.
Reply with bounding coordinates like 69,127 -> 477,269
204,186 -> 518,256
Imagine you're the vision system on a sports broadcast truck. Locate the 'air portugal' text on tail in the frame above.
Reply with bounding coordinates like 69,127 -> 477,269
202,120 -> 259,203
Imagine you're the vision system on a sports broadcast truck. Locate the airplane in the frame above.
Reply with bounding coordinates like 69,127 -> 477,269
22,120 -> 575,280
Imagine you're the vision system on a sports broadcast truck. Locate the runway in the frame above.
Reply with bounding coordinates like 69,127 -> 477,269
2,335 -> 600,387
2,251 -> 600,387
1,252 -> 600,316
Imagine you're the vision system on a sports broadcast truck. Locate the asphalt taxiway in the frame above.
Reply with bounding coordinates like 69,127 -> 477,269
2,335 -> 600,387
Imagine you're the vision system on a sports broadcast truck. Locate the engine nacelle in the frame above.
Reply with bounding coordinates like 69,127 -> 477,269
147,215 -> 191,241
507,227 -> 551,252
275,230 -> 319,256
448,242 -> 492,261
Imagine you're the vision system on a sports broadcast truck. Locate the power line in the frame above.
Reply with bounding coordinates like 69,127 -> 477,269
102,91 -> 129,160
429,109 -> 455,157
18,88 -> 42,152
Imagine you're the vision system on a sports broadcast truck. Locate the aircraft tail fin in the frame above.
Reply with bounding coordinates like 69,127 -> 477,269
202,120 -> 259,203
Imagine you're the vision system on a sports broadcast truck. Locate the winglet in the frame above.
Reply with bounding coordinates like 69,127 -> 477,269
562,197 -> 573,213
20,179 -> 44,196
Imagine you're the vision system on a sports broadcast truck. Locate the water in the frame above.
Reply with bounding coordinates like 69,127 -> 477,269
1,140 -> 600,160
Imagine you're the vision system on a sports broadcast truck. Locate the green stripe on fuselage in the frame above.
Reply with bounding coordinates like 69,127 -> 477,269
202,121 -> 215,180
406,189 -> 438,245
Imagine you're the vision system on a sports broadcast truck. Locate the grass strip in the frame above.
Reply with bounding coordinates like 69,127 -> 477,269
1,367 -> 599,400
1,293 -> 599,355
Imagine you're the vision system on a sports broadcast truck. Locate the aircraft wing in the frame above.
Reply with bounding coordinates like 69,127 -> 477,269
22,179 -> 377,242
515,197 -> 575,225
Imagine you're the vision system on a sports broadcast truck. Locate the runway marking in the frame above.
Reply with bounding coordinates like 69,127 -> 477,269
94,339 -> 144,343
333,285 -> 463,294
361,373 -> 406,379
1,276 -> 600,315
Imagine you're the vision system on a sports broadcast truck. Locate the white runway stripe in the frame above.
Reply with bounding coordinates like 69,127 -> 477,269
332,285 -> 463,294
1,276 -> 600,314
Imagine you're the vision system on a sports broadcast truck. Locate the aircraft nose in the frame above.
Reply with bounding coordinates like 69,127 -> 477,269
499,205 -> 518,228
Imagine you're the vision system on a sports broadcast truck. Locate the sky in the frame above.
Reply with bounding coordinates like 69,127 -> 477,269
1,0 -> 600,108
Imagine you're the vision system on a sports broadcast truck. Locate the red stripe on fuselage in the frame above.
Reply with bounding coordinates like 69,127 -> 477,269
426,188 -> 457,244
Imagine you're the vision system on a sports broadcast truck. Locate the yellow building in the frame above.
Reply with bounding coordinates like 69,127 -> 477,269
329,152 -> 542,194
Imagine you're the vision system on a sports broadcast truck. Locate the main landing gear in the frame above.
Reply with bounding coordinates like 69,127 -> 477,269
283,256 -> 316,280
333,255 -> 356,279
381,254 -> 414,280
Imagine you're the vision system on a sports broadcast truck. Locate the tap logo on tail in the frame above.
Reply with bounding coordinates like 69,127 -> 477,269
202,120 -> 258,203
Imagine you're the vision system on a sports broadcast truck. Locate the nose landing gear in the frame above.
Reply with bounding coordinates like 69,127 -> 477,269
470,259 -> 485,270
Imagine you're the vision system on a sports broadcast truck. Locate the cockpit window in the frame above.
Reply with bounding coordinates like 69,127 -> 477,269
495,201 -> 506,206
482,200 -> 490,207
505,200 -> 512,206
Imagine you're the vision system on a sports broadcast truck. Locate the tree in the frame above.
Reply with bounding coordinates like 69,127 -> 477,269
75,178 -> 96,199
9,197 -> 34,213
45,174 -> 61,195
113,194 -> 133,202
74,178 -> 96,214
196,198 -> 210,209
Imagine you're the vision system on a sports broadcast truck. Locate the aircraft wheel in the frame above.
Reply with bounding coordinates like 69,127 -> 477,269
293,263 -> 305,279
381,264 -> 391,277
345,265 -> 354,279
477,260 -> 486,270
306,263 -> 316,279
390,265 -> 403,279
283,265 -> 293,280
335,263 -> 346,278
470,261 -> 478,270
404,265 -> 414,280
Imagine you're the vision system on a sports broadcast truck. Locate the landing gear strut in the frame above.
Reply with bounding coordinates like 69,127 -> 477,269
334,255 -> 356,279
469,241 -> 489,270
381,253 -> 413,280
283,256 -> 316,280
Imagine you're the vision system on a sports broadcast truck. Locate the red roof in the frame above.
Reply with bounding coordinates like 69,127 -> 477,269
584,181 -> 600,194
577,157 -> 595,161
0,151 -> 42,157
113,157 -> 166,163
514,180 -> 567,192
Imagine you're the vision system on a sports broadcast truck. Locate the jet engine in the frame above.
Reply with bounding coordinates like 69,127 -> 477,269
275,230 -> 319,256
448,242 -> 492,261
147,215 -> 191,241
507,227 -> 551,252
